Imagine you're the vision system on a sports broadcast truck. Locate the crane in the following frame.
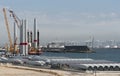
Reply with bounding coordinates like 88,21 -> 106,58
3,8 -> 42,55
8,9 -> 21,28
3,8 -> 14,53
8,9 -> 22,54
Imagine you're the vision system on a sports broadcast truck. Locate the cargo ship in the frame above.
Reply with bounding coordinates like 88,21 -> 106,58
42,42 -> 94,53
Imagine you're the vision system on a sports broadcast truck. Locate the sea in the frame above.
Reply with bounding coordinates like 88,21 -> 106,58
41,48 -> 120,62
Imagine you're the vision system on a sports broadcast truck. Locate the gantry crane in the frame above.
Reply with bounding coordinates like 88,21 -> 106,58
3,8 -> 14,53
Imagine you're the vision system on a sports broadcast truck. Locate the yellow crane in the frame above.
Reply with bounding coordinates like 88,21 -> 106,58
3,8 -> 14,53
8,9 -> 22,54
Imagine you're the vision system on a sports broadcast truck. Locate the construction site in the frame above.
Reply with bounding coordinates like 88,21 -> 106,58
2,8 -> 42,56
1,8 -> 120,76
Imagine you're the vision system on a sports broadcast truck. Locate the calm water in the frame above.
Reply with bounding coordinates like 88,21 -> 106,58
41,48 -> 120,62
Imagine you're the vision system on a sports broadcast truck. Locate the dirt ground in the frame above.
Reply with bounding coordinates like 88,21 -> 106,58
0,66 -> 55,76
1,64 -> 120,76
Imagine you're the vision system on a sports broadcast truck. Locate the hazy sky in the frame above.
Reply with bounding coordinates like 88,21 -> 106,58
0,0 -> 120,45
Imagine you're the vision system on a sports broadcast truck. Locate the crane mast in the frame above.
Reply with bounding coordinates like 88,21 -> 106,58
3,8 -> 13,52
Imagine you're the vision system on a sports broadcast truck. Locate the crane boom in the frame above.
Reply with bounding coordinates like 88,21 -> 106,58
8,9 -> 21,28
3,8 -> 13,52
8,9 -> 21,54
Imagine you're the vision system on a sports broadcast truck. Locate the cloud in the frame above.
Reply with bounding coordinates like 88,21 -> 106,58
15,11 -> 120,27
99,12 -> 118,18
1,10 -> 120,45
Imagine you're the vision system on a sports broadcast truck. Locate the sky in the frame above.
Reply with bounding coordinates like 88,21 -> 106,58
0,0 -> 120,45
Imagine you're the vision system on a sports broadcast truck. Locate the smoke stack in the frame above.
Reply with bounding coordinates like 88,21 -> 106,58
34,18 -> 37,49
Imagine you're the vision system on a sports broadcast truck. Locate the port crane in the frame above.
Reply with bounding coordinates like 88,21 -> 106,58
3,8 -> 14,53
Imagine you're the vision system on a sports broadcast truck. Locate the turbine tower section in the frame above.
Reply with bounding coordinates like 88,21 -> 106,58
24,20 -> 28,55
19,20 -> 28,55
20,20 -> 25,55
14,22 -> 17,53
34,18 -> 37,49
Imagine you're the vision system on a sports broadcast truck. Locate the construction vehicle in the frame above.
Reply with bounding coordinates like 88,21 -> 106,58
3,8 -> 14,54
